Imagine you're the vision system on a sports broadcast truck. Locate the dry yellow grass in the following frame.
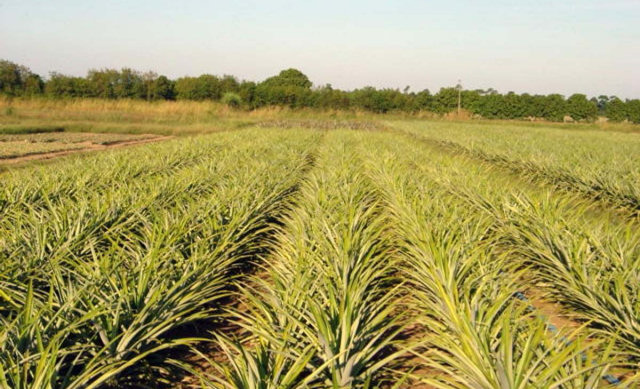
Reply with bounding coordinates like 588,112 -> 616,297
1,97 -> 638,135
0,98 -> 379,123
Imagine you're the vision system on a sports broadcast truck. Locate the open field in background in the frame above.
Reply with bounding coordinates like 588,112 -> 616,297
2,97 -> 640,136
0,131 -> 165,163
1,105 -> 639,388
0,141 -> 87,159
1,98 -> 387,136
0,132 -> 157,145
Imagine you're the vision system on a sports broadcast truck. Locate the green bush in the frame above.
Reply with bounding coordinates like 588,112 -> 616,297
221,92 -> 242,108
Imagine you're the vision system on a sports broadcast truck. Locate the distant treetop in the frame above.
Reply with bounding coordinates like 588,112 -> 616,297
1,59 -> 639,123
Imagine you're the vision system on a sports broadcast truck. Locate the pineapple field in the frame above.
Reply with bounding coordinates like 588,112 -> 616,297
1,120 -> 639,388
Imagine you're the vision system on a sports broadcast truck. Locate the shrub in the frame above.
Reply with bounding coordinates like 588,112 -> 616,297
221,92 -> 242,108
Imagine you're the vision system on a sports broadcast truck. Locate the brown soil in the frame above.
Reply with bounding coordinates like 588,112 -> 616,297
175,272 -> 267,388
520,288 -> 637,385
0,135 -> 173,165
383,298 -> 444,389
521,287 -> 582,331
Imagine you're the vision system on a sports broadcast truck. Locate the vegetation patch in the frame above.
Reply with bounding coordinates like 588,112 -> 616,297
0,121 -> 638,388
257,119 -> 390,131
0,124 -> 65,135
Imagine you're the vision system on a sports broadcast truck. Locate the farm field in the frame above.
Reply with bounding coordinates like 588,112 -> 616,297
0,140 -> 86,160
0,131 -> 165,163
396,121 -> 640,213
1,119 -> 639,388
0,132 -> 158,145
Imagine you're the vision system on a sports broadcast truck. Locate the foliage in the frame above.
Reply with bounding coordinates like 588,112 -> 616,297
221,92 -> 242,108
254,69 -> 313,108
4,58 -> 639,122
0,60 -> 43,96
566,94 -> 598,121
398,121 -> 640,212
1,123 -> 639,388
364,135 -> 619,387
0,129 -> 319,387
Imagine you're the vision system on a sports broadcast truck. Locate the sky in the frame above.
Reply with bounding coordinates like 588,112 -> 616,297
1,0 -> 639,98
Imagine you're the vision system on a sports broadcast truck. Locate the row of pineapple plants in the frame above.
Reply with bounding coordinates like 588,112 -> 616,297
357,132 -> 623,388
194,130 -> 633,388
3,126 -> 638,388
395,121 -> 640,215
0,129 -> 320,388
367,130 -> 640,385
190,132 -> 404,388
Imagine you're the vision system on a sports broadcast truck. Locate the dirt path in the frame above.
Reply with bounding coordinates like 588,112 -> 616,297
0,135 -> 173,166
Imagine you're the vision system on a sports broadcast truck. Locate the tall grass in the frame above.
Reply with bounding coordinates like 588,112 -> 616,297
3,97 -> 637,137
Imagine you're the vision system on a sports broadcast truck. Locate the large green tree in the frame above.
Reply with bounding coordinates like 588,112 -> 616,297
0,60 -> 43,96
627,100 -> 640,123
45,72 -> 89,97
254,69 -> 313,108
605,97 -> 627,121
154,75 -> 175,100
431,87 -> 459,114
566,93 -> 598,121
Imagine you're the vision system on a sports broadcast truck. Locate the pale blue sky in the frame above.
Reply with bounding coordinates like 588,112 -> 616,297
1,0 -> 639,98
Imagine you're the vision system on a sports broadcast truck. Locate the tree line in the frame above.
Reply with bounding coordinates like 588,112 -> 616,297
1,59 -> 639,123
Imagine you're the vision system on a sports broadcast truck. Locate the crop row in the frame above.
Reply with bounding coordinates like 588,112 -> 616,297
192,130 -> 637,387
2,126 -> 638,387
370,130 -> 639,384
0,129 -> 319,388
358,131 -> 636,387
189,133 -> 402,387
394,121 -> 640,214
